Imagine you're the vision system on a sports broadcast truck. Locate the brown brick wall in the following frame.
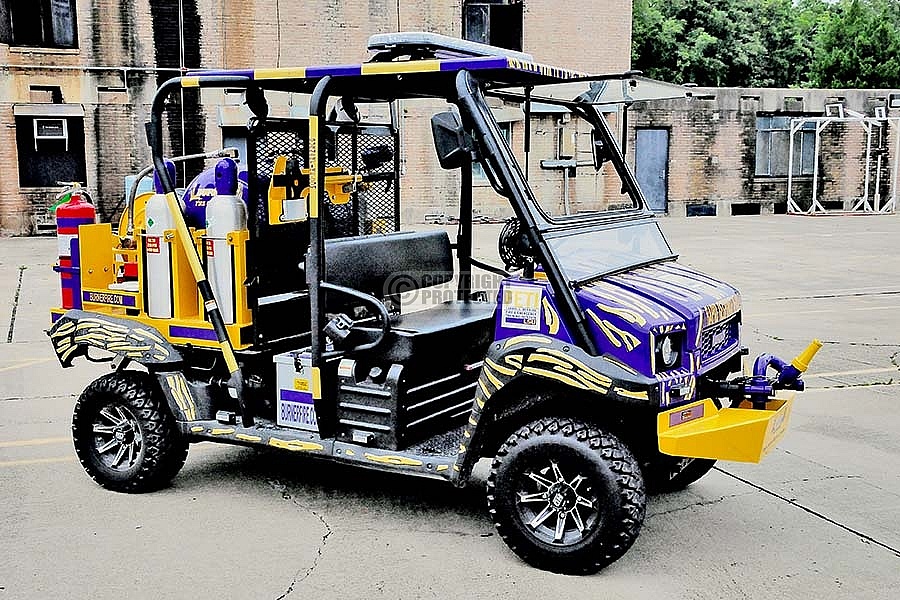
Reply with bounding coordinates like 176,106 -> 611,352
1,0 -> 630,234
630,87 -> 899,216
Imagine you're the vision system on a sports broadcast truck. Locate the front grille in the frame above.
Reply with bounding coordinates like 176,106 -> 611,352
700,315 -> 739,363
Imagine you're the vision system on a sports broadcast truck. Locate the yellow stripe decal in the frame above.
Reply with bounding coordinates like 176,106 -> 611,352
311,366 -> 322,399
219,341 -> 239,373
181,76 -> 200,88
542,297 -> 560,335
538,349 -> 613,384
361,60 -> 441,75
615,388 -> 649,400
482,365 -> 504,389
308,115 -> 319,219
522,366 -> 590,390
166,375 -> 189,417
190,426 -> 204,433
254,67 -> 307,79
485,357 -> 517,377
478,376 -> 493,398
504,354 -> 523,368
210,428 -> 235,435
235,434 -> 262,442
503,335 -> 552,349
363,453 -> 423,466
268,438 -> 324,452
177,375 -> 197,421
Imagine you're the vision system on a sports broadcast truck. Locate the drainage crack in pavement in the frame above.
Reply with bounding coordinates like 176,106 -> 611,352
646,491 -> 755,519
6,265 -> 26,343
0,394 -> 78,403
762,289 -> 900,301
715,467 -> 900,558
267,478 -> 333,599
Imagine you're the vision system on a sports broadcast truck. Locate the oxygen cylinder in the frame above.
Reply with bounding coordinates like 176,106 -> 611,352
55,191 -> 96,309
144,160 -> 177,319
205,158 -> 247,325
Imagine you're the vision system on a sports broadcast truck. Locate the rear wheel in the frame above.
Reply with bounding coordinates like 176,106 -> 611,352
486,417 -> 646,574
72,371 -> 188,493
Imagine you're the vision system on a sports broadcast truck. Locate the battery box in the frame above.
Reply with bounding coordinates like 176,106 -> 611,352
273,350 -> 318,432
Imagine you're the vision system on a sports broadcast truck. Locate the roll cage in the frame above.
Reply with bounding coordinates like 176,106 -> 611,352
145,45 -> 688,429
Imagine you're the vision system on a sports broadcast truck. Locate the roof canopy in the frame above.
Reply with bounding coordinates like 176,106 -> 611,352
181,33 -> 688,105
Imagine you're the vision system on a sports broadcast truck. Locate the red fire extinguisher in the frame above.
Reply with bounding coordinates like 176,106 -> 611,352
54,190 -> 96,310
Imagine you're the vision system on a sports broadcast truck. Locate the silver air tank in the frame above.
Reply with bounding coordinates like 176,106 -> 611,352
205,158 -> 247,325
144,160 -> 177,319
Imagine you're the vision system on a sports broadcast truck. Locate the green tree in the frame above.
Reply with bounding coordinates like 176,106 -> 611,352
810,0 -> 900,88
632,0 -> 829,88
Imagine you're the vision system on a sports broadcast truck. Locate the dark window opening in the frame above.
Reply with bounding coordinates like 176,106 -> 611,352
730,203 -> 762,216
29,85 -> 63,103
463,1 -> 523,52
15,116 -> 86,187
1,0 -> 78,49
755,114 -> 817,177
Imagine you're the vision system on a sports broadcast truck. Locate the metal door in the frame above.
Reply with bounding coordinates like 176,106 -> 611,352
635,128 -> 669,212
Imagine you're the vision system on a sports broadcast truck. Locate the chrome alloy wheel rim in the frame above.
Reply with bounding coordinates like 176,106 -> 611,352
91,404 -> 143,471
516,460 -> 600,546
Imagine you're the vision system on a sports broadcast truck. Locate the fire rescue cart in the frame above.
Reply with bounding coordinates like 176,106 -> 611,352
48,33 -> 821,573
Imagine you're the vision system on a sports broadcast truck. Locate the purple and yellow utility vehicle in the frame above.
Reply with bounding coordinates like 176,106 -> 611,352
48,33 -> 820,573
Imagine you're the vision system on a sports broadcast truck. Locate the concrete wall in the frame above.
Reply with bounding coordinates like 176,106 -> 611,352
629,87 -> 900,216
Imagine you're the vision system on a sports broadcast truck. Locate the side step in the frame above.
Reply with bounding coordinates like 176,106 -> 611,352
181,418 -> 461,481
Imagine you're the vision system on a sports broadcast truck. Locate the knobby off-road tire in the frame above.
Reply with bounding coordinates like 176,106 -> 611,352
72,371 -> 188,493
645,456 -> 717,494
486,417 -> 646,574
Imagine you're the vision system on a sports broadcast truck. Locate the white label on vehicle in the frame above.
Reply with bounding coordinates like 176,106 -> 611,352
501,284 -> 542,331
277,390 -> 318,431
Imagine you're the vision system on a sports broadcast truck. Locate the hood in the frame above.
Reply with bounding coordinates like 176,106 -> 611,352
576,261 -> 741,374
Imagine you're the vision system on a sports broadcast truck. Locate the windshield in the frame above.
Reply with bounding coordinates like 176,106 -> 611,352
479,91 -> 645,222
546,220 -> 675,284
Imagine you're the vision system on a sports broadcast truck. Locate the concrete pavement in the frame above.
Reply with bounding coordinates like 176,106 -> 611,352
1,214 -> 899,599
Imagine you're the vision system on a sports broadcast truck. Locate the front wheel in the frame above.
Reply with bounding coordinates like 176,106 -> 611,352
486,417 -> 646,574
72,371 -> 188,493
645,455 -> 717,493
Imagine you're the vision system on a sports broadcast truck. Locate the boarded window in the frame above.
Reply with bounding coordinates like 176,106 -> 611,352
755,115 -> 816,177
15,116 -> 86,187
463,1 -> 523,52
0,0 -> 78,48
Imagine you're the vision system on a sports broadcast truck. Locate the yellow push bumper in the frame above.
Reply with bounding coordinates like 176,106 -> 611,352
657,393 -> 794,463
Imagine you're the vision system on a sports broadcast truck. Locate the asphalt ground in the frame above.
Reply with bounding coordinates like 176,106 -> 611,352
1,214 -> 899,599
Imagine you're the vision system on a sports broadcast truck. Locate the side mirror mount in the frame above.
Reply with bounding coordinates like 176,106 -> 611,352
591,130 -> 611,170
431,110 -> 473,170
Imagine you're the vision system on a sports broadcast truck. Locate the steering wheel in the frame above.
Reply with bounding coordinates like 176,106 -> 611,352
320,282 -> 391,355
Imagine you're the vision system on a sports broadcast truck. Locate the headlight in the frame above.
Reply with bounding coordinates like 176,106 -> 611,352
655,333 -> 682,372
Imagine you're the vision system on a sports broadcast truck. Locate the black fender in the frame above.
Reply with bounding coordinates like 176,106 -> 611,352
48,310 -> 182,369
154,370 -> 217,423
449,334 -> 658,486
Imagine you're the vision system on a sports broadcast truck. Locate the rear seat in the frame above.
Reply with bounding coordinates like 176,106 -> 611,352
324,230 -> 495,365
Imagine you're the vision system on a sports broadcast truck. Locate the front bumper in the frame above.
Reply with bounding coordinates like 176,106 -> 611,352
656,393 -> 794,463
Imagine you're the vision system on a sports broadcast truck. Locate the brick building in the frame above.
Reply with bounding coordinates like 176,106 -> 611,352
0,0 -> 632,234
629,87 -> 900,216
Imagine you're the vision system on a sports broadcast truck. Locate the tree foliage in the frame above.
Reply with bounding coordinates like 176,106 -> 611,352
632,0 -> 900,88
